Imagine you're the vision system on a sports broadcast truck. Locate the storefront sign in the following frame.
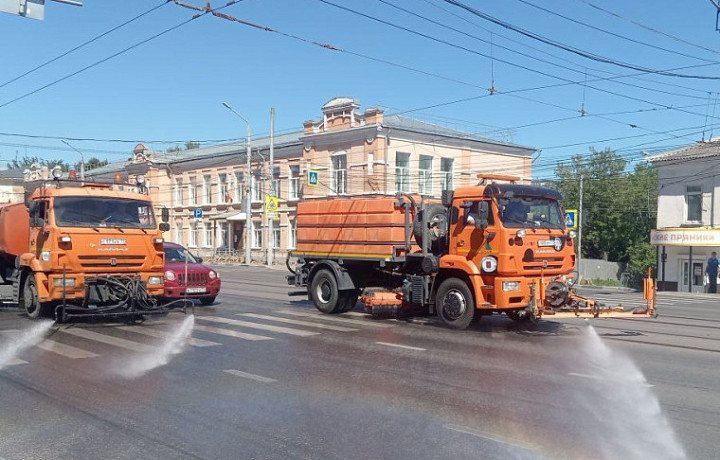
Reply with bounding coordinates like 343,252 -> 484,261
650,228 -> 720,246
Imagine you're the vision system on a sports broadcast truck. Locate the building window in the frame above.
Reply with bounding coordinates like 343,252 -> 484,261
189,221 -> 198,248
219,173 -> 229,204
331,152 -> 347,195
252,171 -> 263,202
441,158 -> 454,191
289,165 -> 300,200
395,152 -> 411,193
271,167 -> 280,198
174,178 -> 183,206
203,174 -> 212,204
686,185 -> 702,223
252,220 -> 262,248
418,155 -> 433,195
271,225 -> 281,249
204,222 -> 212,248
235,171 -> 244,203
175,223 -> 183,245
188,177 -> 197,206
288,220 -> 297,249
217,222 -> 228,248
367,153 -> 374,175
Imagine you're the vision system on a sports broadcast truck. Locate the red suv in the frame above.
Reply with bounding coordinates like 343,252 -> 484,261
163,242 -> 221,305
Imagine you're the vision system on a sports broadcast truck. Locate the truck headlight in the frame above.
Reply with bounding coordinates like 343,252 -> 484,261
148,276 -> 164,285
502,281 -> 520,291
164,270 -> 176,281
41,251 -> 51,262
53,278 -> 76,287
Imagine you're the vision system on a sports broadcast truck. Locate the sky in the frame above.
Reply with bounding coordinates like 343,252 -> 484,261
2,0 -> 720,178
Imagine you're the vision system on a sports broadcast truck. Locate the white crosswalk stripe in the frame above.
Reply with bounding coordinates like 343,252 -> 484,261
4,357 -> 27,366
59,328 -> 155,353
224,369 -> 277,383
274,308 -> 394,328
116,325 -> 221,347
237,313 -> 358,332
37,339 -> 99,359
196,315 -> 319,337
192,324 -> 274,341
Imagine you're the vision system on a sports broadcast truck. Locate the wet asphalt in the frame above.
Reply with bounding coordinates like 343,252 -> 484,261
0,267 -> 718,460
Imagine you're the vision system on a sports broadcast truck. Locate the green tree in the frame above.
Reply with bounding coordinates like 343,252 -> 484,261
184,141 -> 200,150
553,148 -> 657,263
9,155 -> 69,171
76,157 -> 108,171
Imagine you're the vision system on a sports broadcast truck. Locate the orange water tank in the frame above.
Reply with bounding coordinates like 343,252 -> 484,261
0,203 -> 30,258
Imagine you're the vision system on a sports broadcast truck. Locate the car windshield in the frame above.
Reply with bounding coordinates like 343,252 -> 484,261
54,197 -> 156,229
497,196 -> 565,229
164,246 -> 199,264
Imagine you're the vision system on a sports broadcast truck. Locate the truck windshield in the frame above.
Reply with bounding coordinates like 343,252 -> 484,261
497,196 -> 565,229
54,197 -> 156,229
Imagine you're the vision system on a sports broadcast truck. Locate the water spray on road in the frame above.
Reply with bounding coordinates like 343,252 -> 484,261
0,320 -> 54,370
113,314 -> 195,379
571,326 -> 686,460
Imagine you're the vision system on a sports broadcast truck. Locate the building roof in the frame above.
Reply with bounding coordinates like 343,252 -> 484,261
0,168 -> 24,180
646,139 -> 720,163
384,115 -> 534,151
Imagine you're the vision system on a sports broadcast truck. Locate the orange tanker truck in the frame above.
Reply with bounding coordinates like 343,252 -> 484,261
288,175 -> 655,329
0,175 -> 186,322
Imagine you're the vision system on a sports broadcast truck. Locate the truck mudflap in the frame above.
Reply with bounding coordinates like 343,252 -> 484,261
53,276 -> 196,323
531,273 -> 657,319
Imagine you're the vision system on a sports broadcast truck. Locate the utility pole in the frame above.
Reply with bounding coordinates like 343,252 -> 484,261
221,102 -> 252,266
578,174 -> 584,280
61,139 -> 85,179
267,107 -> 275,266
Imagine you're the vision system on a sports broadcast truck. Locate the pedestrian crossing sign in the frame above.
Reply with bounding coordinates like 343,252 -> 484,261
565,209 -> 578,230
308,169 -> 319,187
265,195 -> 280,220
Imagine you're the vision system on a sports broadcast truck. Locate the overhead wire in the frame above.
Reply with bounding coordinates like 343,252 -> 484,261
440,0 -> 720,79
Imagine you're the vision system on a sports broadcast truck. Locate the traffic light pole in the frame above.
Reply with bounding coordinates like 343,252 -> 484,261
267,108 -> 275,266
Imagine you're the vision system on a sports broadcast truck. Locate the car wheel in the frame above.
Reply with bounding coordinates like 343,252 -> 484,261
200,296 -> 216,306
436,278 -> 475,329
310,269 -> 341,314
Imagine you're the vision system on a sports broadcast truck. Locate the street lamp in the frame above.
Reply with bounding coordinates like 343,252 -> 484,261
222,102 -> 252,266
61,139 -> 84,179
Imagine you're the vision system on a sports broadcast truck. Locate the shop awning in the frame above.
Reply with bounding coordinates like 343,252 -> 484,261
210,211 -> 247,221
650,228 -> 720,246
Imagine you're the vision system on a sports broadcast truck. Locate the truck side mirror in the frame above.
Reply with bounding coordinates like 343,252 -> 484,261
161,207 -> 169,223
474,201 -> 489,229
159,222 -> 170,232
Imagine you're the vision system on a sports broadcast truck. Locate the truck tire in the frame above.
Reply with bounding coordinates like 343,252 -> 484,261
413,204 -> 448,250
337,290 -> 360,313
310,269 -> 341,314
435,278 -> 475,329
22,273 -> 48,319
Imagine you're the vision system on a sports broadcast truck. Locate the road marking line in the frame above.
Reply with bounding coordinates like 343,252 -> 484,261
444,424 -> 536,451
197,316 -> 318,337
4,357 -> 27,366
37,339 -> 99,359
223,369 -> 277,383
116,325 -> 221,347
59,328 -> 155,353
568,372 -> 655,387
375,341 -> 426,351
237,313 -> 358,332
193,324 -> 273,341
275,309 -> 394,328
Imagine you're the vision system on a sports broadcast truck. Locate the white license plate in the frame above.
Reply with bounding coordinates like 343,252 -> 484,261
538,239 -> 555,247
186,287 -> 207,294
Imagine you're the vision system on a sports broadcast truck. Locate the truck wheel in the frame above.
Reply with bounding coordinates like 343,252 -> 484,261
22,274 -> 48,319
436,278 -> 475,329
338,290 -> 360,313
310,269 -> 341,314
